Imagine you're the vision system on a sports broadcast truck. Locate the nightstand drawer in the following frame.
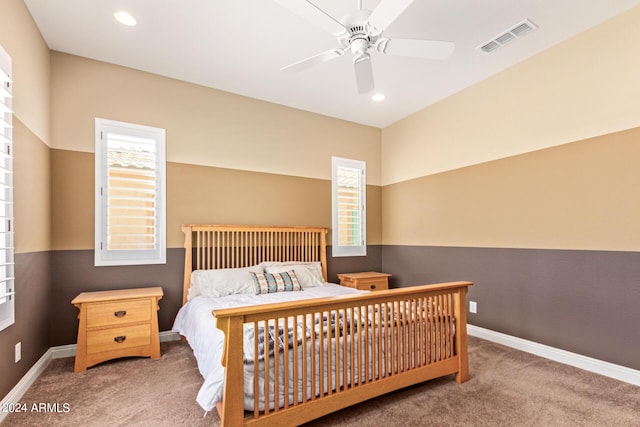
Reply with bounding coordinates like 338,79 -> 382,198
86,299 -> 151,328
337,272 -> 391,292
355,278 -> 389,291
87,324 -> 151,354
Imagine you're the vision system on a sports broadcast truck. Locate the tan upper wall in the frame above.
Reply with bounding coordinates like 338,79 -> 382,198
0,0 -> 50,145
13,119 -> 51,253
51,150 -> 382,249
382,127 -> 640,251
381,5 -> 640,186
0,0 -> 51,253
51,52 -> 381,185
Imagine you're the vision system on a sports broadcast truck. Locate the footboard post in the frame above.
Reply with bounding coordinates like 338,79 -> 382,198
216,316 -> 245,427
182,225 -> 193,306
454,285 -> 470,383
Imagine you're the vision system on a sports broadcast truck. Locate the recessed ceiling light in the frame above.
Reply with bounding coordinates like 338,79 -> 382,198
114,11 -> 137,27
372,93 -> 385,102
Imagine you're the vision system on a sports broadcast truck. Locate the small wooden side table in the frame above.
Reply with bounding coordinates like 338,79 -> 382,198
72,287 -> 163,373
337,272 -> 391,291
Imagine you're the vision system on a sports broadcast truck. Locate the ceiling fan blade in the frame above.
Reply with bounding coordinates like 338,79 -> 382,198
382,38 -> 455,60
353,56 -> 374,94
366,0 -> 415,33
281,48 -> 344,73
274,0 -> 347,36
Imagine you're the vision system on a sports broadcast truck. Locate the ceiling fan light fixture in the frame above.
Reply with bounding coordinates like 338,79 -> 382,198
350,37 -> 370,58
114,11 -> 137,27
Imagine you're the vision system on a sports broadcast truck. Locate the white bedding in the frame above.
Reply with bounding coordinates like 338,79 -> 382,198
171,283 -> 366,412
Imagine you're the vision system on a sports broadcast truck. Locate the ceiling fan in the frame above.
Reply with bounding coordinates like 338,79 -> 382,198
275,0 -> 455,94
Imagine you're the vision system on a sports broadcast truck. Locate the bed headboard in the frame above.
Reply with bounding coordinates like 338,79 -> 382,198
181,224 -> 328,304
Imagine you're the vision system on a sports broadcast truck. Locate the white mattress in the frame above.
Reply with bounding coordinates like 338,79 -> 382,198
171,283 -> 366,412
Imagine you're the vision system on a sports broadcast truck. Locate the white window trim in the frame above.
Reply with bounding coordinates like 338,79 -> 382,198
0,44 -> 14,331
331,156 -> 366,257
95,118 -> 166,266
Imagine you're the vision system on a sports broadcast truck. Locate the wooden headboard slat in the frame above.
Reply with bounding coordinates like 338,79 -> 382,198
182,225 -> 329,305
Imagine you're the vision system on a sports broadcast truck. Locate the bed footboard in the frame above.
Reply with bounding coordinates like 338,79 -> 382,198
214,281 -> 472,426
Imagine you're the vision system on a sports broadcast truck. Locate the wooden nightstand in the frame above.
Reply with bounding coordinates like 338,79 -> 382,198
337,272 -> 391,291
72,287 -> 163,373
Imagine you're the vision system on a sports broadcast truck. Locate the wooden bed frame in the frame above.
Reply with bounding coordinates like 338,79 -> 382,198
182,224 -> 472,426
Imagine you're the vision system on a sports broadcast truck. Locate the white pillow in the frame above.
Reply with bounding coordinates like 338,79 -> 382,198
187,282 -> 200,301
190,265 -> 263,299
262,262 -> 325,288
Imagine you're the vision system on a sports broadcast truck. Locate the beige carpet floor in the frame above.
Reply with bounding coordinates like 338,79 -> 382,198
2,336 -> 638,426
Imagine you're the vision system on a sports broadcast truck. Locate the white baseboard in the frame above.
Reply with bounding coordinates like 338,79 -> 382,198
3,326 -> 636,424
0,348 -> 53,424
50,343 -> 76,359
0,330 -> 183,423
159,330 -> 182,343
468,324 -> 640,386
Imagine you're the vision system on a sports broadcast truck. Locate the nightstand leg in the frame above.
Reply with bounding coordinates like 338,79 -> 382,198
74,305 -> 88,372
150,296 -> 161,359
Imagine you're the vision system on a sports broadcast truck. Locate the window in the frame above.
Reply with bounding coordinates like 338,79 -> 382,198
0,44 -> 14,331
95,118 -> 166,266
331,157 -> 366,257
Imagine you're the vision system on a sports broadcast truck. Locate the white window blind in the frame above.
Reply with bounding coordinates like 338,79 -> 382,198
332,157 -> 366,257
95,119 -> 166,266
0,44 -> 14,331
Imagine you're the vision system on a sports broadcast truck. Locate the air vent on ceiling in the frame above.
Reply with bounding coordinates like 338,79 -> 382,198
478,19 -> 537,54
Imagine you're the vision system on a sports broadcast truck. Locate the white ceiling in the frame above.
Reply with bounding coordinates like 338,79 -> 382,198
24,0 -> 640,128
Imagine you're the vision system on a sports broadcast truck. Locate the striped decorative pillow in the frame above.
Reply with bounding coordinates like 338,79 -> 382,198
251,271 -> 302,294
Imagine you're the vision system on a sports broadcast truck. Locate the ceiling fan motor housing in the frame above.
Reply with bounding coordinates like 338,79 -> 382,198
339,9 -> 380,62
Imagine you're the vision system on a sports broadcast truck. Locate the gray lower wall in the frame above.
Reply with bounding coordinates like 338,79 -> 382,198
49,246 -> 382,347
26,244 -> 640,377
382,245 -> 640,370
0,252 -> 51,400
50,249 -> 185,346
327,245 -> 382,283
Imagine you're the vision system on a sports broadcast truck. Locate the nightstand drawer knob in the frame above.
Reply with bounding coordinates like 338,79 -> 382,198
370,284 -> 376,290
114,335 -> 127,343
114,310 -> 127,318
